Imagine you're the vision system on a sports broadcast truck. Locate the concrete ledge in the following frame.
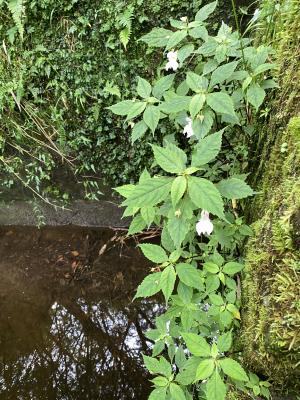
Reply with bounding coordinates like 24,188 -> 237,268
0,200 -> 129,228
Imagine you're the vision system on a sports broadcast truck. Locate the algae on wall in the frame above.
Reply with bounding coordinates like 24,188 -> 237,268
240,0 -> 300,394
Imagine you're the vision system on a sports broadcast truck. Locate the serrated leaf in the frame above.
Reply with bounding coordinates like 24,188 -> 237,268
167,217 -> 189,248
189,94 -> 206,118
151,143 -> 187,173
181,332 -> 211,357
192,131 -> 222,166
210,61 -> 238,88
223,262 -> 244,275
171,176 -> 187,207
176,263 -> 203,290
206,92 -> 236,116
178,44 -> 194,63
126,101 -> 147,120
160,96 -> 190,113
160,265 -> 176,302
128,215 -> 147,235
166,30 -> 187,50
108,100 -> 135,115
141,206 -> 156,225
139,243 -> 168,263
216,178 -> 254,199
140,28 -> 172,47
115,184 -> 135,198
217,332 -> 232,352
206,370 -> 227,400
131,120 -> 148,143
153,74 -> 175,99
169,383 -> 186,400
134,272 -> 162,299
195,1 -> 217,21
219,358 -> 248,381
144,105 -> 161,133
188,176 -> 224,218
149,387 -> 167,400
137,77 -> 152,98
143,355 -> 161,374
246,83 -> 265,110
203,262 -> 219,273
186,72 -> 208,92
195,358 -> 215,381
124,177 -> 172,207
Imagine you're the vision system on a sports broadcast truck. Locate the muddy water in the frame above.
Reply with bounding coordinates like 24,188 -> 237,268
0,227 -> 161,400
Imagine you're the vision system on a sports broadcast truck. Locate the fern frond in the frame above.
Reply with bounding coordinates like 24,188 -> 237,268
119,26 -> 131,50
7,0 -> 25,40
118,5 -> 134,28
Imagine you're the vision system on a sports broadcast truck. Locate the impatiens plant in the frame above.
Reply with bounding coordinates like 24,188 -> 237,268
109,1 -> 275,399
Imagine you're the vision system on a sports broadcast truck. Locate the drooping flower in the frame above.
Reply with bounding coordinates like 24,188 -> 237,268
183,117 -> 194,138
196,210 -> 214,236
165,50 -> 179,71
180,16 -> 188,22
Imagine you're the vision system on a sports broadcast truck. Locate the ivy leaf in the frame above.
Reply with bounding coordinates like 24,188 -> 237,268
188,176 -> 224,218
123,177 -> 172,207
206,370 -> 227,400
217,332 -> 232,352
181,332 -> 211,357
126,101 -> 147,120
139,243 -> 168,263
131,120 -> 148,144
134,272 -> 162,299
246,83 -> 266,110
152,74 -> 175,99
189,94 -> 206,118
219,358 -> 249,381
195,358 -> 215,381
128,215 -> 147,235
151,143 -> 187,173
192,131 -> 222,166
223,262 -> 244,275
210,61 -> 238,88
216,178 -> 254,199
140,28 -> 173,47
167,217 -> 189,248
108,100 -> 135,115
148,387 -> 167,400
144,105 -> 161,133
176,263 -> 203,290
169,383 -> 186,400
171,176 -> 187,207
137,77 -> 152,98
160,265 -> 176,302
166,30 -> 187,50
206,92 -> 236,116
195,1 -> 218,21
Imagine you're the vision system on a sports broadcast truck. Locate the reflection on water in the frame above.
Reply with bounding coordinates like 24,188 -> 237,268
0,227 -> 160,399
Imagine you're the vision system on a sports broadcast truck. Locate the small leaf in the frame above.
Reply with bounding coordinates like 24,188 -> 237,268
139,244 -> 168,263
195,358 -> 215,381
137,77 -> 152,98
189,94 -> 206,118
186,71 -> 208,92
128,215 -> 147,235
181,332 -> 211,357
160,265 -> 176,302
223,262 -> 244,275
219,358 -> 248,381
148,387 -> 167,400
217,332 -> 232,352
203,262 -> 219,274
126,101 -> 147,120
195,1 -> 217,21
134,272 -> 162,299
141,206 -> 156,225
160,96 -> 190,113
216,178 -> 254,199
131,120 -> 148,143
246,83 -> 266,110
144,105 -> 161,133
171,176 -> 187,207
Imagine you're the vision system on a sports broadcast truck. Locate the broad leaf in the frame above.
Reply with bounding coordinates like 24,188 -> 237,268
210,61 -> 238,88
169,383 -> 186,400
186,71 -> 208,92
192,131 -> 222,166
246,83 -> 265,110
195,358 -> 215,381
131,120 -> 148,143
141,206 -> 156,225
160,265 -> 176,302
219,358 -> 248,381
176,263 -> 203,290
149,387 -> 167,400
126,101 -> 147,120
144,105 -> 161,133
216,178 -> 254,199
181,332 -> 211,357
153,74 -> 175,99
137,77 -> 152,98
139,243 -> 168,263
166,30 -> 187,50
206,370 -> 227,400
128,215 -> 147,235
108,100 -> 135,115
124,177 -> 172,207
223,261 -> 244,275
134,272 -> 162,299
160,96 -> 190,113
171,176 -> 187,207
189,94 -> 206,118
167,217 -> 189,248
206,92 -> 235,116
217,332 -> 232,352
195,1 -> 217,21
140,28 -> 173,47
151,143 -> 187,173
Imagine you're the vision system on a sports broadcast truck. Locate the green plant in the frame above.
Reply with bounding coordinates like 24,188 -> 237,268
109,2 -> 276,399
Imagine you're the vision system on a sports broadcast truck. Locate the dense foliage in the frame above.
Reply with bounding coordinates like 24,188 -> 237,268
109,1 -> 277,399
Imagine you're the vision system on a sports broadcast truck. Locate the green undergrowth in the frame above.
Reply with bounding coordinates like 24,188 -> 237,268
240,0 -> 300,394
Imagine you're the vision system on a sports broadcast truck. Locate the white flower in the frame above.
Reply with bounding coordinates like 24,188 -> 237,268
183,117 -> 194,138
180,16 -> 188,22
196,210 -> 214,236
165,50 -> 179,71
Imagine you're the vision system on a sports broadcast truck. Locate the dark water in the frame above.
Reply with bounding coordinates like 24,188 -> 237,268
0,227 -> 160,400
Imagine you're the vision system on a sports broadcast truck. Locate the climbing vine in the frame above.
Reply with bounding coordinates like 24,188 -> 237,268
109,2 -> 276,399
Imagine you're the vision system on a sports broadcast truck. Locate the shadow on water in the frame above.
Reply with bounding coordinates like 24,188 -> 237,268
0,227 -> 162,400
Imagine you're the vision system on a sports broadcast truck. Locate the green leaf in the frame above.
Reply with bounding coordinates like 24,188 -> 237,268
128,215 -> 147,235
108,100 -> 135,115
115,184 -> 135,198
141,206 -> 156,225
195,1 -> 217,21
149,387 -> 167,400
139,244 -> 168,263
217,332 -> 232,352
151,376 -> 169,387
203,262 -> 219,274
171,176 -> 187,207
153,74 -> 175,99
166,30 -> 187,50
216,178 -> 254,199
206,370 -> 227,400
124,177 -> 172,207
143,105 -> 161,133
195,358 -> 215,381
160,96 -> 190,113
188,176 -> 224,218
143,355 -> 161,374
189,94 -> 206,118
151,143 -> 187,173
137,77 -> 152,98
181,332 -> 211,357
253,62 -> 277,76
169,383 -> 186,400
219,358 -> 248,381
186,72 -> 208,92
176,263 -> 203,290
246,83 -> 265,110
167,217 -> 189,248
209,293 -> 224,306
178,44 -> 194,63
140,28 -> 172,47
160,265 -> 176,302
206,92 -> 236,116
134,272 -> 162,299
223,261 -> 244,275
126,101 -> 147,120
192,131 -> 222,166
131,120 -> 148,143
210,61 -> 238,88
